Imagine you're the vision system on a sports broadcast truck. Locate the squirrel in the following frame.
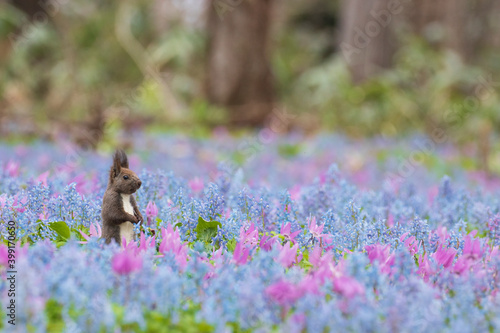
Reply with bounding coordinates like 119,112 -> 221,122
101,149 -> 143,245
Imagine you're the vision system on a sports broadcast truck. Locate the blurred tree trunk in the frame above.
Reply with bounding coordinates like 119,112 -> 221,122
205,0 -> 275,127
340,0 -> 500,82
8,0 -> 43,19
408,0 -> 467,57
339,0 -> 400,83
408,0 -> 500,63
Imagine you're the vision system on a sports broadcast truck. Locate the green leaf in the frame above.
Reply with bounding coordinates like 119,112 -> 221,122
226,239 -> 237,252
195,216 -> 221,244
55,241 -> 67,248
48,222 -> 71,240
71,230 -> 84,241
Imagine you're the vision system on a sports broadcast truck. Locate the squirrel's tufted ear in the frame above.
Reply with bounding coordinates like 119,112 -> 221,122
114,149 -> 129,168
112,151 -> 122,178
112,149 -> 128,178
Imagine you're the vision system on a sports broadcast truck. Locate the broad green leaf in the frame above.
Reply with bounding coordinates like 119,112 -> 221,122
48,222 -> 71,240
195,217 -> 221,243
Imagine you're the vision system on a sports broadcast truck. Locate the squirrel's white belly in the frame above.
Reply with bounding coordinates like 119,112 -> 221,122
120,194 -> 135,244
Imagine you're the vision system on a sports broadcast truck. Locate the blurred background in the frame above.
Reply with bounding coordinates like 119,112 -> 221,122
1,0 -> 500,172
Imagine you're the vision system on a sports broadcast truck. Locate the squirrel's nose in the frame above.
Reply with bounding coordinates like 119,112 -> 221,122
137,180 -> 142,188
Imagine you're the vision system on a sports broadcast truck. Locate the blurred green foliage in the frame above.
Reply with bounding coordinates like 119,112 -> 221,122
0,0 -> 499,149
286,36 -> 499,141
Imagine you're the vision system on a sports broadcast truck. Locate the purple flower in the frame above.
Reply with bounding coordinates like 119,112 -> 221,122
158,225 -> 189,269
308,217 -> 327,240
232,241 -> 250,265
280,222 -> 300,244
5,160 -> 20,177
145,201 -> 158,226
112,249 -> 142,275
365,243 -> 395,275
189,177 -> 204,193
462,232 -> 483,260
433,246 -> 457,269
265,280 -> 304,306
78,223 -> 102,244
239,223 -> 259,249
138,232 -> 156,253
276,243 -> 298,268
35,171 -> 50,186
0,244 -> 8,266
417,254 -> 435,282
259,233 -> 276,252
333,276 -> 364,299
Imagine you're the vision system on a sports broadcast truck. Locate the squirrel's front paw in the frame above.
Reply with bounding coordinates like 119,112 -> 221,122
135,212 -> 143,224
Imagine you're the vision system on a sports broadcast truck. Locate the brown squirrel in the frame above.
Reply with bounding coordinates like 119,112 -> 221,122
101,149 -> 143,244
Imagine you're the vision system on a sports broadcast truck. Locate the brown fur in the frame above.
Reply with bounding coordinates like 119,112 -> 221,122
101,149 -> 143,244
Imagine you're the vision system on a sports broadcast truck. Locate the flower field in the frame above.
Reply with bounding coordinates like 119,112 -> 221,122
1,134 -> 500,332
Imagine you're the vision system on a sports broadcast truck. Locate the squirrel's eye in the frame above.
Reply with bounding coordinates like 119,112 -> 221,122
123,175 -> 129,180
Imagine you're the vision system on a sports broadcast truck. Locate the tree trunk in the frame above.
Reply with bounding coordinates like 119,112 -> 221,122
205,0 -> 275,127
407,0 -> 468,57
339,0 -> 500,82
339,0 -> 400,83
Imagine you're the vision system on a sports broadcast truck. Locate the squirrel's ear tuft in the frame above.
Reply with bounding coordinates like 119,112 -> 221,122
110,149 -> 129,180
112,151 -> 122,178
114,149 -> 129,168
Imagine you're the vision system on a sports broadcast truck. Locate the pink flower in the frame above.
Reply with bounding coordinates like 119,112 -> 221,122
78,223 -> 102,244
365,243 -> 395,275
452,256 -> 470,275
400,233 -> 420,256
436,226 -> 450,245
428,186 -> 439,205
112,249 -> 142,275
70,173 -> 86,195
239,223 -> 259,249
211,247 -> 224,262
417,254 -> 435,282
333,276 -> 364,299
265,280 -> 304,306
319,172 -> 327,185
37,153 -> 51,169
38,209 -> 48,220
5,160 -> 20,177
387,213 -> 394,227
0,244 -> 8,266
308,217 -> 327,240
189,177 -> 204,193
298,275 -> 321,296
146,201 -> 158,218
145,201 -> 158,226
289,185 -> 301,201
15,145 -> 28,157
138,232 -> 156,252
35,171 -> 50,186
158,225 -> 189,269
462,233 -> 483,260
13,195 -> 27,213
259,233 -> 276,252
232,241 -> 250,265
280,222 -> 300,244
308,246 -> 324,267
276,243 -> 299,268
433,246 -> 457,269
